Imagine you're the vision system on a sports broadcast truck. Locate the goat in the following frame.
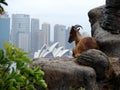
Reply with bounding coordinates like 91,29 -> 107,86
68,25 -> 99,58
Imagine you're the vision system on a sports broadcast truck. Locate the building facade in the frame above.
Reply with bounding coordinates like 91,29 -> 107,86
54,24 -> 66,48
31,18 -> 39,53
42,23 -> 50,46
37,30 -> 45,49
0,16 -> 10,49
11,14 -> 30,52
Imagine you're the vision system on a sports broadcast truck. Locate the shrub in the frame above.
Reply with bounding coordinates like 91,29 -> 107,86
69,86 -> 85,90
0,42 -> 47,90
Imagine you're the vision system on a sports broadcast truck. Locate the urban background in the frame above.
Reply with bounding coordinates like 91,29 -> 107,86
1,13 -> 90,58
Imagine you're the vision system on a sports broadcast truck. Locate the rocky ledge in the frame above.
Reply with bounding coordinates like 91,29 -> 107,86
32,57 -> 98,90
88,6 -> 120,57
31,49 -> 120,90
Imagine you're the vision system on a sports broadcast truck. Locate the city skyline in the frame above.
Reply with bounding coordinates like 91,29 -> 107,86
0,13 -> 91,58
9,14 -> 73,55
11,14 -> 31,52
5,0 -> 105,39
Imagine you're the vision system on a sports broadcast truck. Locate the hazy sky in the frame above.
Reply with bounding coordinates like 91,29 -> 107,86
5,0 -> 105,40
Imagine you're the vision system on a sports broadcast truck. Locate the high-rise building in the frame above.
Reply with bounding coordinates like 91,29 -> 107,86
37,30 -> 44,49
0,15 -> 10,49
31,18 -> 39,53
42,23 -> 50,46
54,24 -> 66,48
18,32 -> 29,51
11,14 -> 30,52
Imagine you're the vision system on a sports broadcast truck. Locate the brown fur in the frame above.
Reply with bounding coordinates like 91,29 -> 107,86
68,25 -> 99,58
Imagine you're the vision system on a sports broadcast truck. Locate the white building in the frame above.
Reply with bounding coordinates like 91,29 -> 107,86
11,14 -> 30,51
34,42 -> 72,58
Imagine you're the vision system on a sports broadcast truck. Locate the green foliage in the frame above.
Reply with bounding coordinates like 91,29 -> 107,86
69,86 -> 85,90
0,42 -> 47,90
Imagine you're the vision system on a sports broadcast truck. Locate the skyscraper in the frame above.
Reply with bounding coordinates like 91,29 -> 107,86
37,30 -> 45,49
31,18 -> 39,53
0,15 -> 10,49
54,24 -> 66,48
11,14 -> 30,52
42,23 -> 50,46
18,32 -> 29,51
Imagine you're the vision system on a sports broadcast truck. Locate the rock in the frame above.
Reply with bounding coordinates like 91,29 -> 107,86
88,5 -> 105,26
107,57 -> 120,90
88,6 -> 120,57
101,0 -> 120,34
32,58 -> 98,90
31,57 -> 120,90
77,49 -> 110,81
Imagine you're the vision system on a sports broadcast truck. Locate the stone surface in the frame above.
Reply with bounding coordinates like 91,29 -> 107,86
88,5 -> 105,26
88,6 -> 120,57
32,58 -> 98,90
109,62 -> 120,90
31,57 -> 120,90
101,0 -> 120,34
77,49 -> 110,81
106,57 -> 120,90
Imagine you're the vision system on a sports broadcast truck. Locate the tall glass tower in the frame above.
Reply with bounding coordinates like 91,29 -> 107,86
42,23 -> 50,46
31,18 -> 40,53
54,24 -> 66,48
0,16 -> 10,49
11,14 -> 30,52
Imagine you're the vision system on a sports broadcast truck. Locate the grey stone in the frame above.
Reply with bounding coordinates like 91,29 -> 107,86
32,58 -> 98,90
101,0 -> 120,34
31,57 -> 120,90
88,5 -> 105,26
77,49 -> 110,81
106,57 -> 120,90
88,6 -> 120,57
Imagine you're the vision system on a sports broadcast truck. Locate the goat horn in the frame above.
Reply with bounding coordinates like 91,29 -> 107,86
74,25 -> 83,30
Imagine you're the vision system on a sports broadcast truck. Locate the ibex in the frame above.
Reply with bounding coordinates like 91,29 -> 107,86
68,25 -> 99,58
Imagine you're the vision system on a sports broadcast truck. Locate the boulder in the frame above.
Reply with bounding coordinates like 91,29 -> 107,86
88,5 -> 105,26
32,58 -> 98,90
76,49 -> 110,81
101,0 -> 120,34
107,57 -> 120,90
88,6 -> 120,57
31,57 -> 120,90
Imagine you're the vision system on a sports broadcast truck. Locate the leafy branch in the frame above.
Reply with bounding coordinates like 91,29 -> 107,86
0,42 -> 47,90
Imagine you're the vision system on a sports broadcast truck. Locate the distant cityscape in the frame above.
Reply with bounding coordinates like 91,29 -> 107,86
0,13 -> 88,58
